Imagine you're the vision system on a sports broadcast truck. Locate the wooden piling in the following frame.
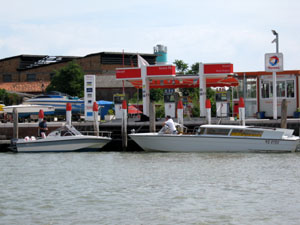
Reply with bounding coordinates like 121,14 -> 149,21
149,102 -> 156,132
93,102 -> 99,136
13,107 -> 18,139
121,100 -> 128,150
177,100 -> 184,132
66,103 -> 72,126
205,99 -> 211,125
239,97 -> 245,126
281,99 -> 287,128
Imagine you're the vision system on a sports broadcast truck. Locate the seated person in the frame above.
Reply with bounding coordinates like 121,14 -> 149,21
163,115 -> 177,134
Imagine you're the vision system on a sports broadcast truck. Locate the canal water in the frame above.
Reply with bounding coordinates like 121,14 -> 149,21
1,152 -> 300,225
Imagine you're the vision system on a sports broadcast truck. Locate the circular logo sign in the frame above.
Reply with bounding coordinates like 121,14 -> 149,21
269,56 -> 279,66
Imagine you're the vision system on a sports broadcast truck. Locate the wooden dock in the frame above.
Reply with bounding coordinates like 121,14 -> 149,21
1,117 -> 300,152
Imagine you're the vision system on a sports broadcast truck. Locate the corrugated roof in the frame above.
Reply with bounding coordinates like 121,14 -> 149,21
85,51 -> 156,58
0,54 -> 47,62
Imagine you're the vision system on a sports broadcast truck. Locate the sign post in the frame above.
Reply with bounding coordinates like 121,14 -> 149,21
84,75 -> 96,121
265,53 -> 283,119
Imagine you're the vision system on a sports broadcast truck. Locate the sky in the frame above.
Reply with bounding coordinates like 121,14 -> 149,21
0,0 -> 299,72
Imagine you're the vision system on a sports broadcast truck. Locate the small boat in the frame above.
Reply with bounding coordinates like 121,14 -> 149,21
11,125 -> 111,153
129,124 -> 300,153
3,104 -> 55,118
23,91 -> 84,115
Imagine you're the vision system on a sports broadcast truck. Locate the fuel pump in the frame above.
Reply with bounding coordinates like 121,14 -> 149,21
215,88 -> 229,117
164,89 -> 176,118
113,94 -> 125,119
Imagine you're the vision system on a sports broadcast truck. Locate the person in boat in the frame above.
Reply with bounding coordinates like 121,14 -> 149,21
39,118 -> 48,137
163,115 -> 177,134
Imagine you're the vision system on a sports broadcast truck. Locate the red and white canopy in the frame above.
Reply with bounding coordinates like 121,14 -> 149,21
116,63 -> 238,88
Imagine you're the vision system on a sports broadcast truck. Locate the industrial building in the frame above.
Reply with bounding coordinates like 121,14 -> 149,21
0,52 -> 156,99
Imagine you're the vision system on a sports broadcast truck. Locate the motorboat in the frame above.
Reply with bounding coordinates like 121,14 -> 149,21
11,125 -> 112,153
3,104 -> 55,118
129,124 -> 300,153
23,91 -> 84,115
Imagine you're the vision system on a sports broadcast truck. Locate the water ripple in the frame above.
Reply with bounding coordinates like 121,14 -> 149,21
1,152 -> 300,224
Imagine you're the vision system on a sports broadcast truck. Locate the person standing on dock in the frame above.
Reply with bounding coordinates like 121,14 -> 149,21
39,118 -> 48,138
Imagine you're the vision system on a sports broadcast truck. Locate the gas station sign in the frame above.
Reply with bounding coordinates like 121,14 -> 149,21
204,63 -> 233,74
116,68 -> 141,79
84,75 -> 96,121
147,65 -> 176,76
265,53 -> 283,72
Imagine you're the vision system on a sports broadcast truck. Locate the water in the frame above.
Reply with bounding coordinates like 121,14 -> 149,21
1,152 -> 300,225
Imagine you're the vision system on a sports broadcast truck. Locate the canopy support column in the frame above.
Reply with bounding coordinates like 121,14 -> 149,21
142,69 -> 150,117
199,63 -> 206,117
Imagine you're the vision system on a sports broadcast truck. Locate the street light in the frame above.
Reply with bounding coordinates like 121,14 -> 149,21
271,30 -> 279,53
271,29 -> 279,120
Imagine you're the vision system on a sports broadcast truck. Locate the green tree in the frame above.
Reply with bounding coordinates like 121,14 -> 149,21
0,89 -> 22,105
173,59 -> 189,74
150,89 -> 163,102
0,89 -> 7,103
188,62 -> 200,75
46,61 -> 84,97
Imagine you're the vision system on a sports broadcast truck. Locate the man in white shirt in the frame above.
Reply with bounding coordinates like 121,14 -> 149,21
164,115 -> 177,134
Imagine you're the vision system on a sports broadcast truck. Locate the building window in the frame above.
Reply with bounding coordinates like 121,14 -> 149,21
233,78 -> 257,100
233,79 -> 243,99
261,79 -> 295,99
3,74 -> 12,82
277,81 -> 285,97
27,74 -> 36,82
287,80 -> 295,98
246,78 -> 257,99
261,81 -> 270,98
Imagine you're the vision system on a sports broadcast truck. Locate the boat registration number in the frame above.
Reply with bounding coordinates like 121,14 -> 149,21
265,140 -> 280,144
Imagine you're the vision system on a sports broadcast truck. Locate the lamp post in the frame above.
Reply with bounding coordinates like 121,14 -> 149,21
272,30 -> 279,53
271,30 -> 278,119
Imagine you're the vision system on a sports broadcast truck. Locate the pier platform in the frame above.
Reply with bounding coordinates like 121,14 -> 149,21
1,117 -> 300,151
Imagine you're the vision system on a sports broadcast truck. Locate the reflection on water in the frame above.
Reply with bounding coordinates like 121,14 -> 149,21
1,152 -> 300,225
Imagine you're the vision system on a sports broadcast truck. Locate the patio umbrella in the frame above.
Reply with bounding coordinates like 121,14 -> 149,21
128,105 -> 142,114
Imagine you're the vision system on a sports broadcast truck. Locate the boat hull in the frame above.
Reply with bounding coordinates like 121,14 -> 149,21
3,105 -> 55,118
129,134 -> 299,153
24,100 -> 84,115
15,136 -> 111,153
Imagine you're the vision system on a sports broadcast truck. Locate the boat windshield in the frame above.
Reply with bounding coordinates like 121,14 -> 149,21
48,125 -> 82,137
200,127 -> 231,136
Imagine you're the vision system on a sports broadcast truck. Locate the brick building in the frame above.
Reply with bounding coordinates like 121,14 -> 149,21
0,52 -> 156,100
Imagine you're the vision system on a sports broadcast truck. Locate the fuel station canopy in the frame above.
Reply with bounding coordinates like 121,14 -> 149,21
116,63 -> 238,89
115,56 -> 237,117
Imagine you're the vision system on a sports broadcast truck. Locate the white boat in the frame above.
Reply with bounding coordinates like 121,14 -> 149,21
11,125 -> 111,153
129,124 -> 300,153
3,104 -> 55,117
23,91 -> 84,115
